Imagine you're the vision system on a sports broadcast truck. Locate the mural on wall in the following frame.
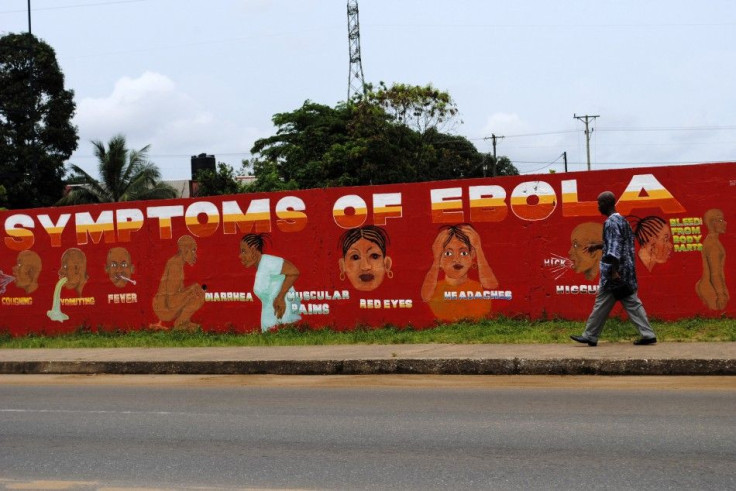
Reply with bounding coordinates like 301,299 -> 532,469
420,224 -> 501,322
696,208 -> 728,310
0,162 -> 734,336
240,233 -> 301,332
567,222 -> 603,281
106,247 -> 135,288
337,226 -> 393,292
151,235 -> 206,331
12,250 -> 42,294
628,216 -> 673,272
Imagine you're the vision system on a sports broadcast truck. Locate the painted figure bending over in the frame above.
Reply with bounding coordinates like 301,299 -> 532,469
571,191 -> 657,347
421,224 -> 498,322
696,209 -> 728,310
151,235 -> 205,331
240,233 -> 301,332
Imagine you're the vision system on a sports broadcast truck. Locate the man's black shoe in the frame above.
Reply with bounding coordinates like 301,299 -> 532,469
633,337 -> 657,345
570,335 -> 597,347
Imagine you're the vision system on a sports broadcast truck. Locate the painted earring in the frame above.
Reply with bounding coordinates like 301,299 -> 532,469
340,272 -> 345,281
387,270 -> 394,279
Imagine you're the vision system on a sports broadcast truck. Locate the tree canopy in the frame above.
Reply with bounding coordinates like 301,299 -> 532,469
364,81 -> 460,135
0,33 -> 78,209
57,135 -> 177,205
193,162 -> 249,197
249,84 -> 518,191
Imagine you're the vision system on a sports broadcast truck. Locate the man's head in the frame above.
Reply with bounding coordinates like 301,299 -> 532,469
177,235 -> 198,266
568,222 -> 603,281
13,250 -> 42,294
105,247 -> 134,288
59,248 -> 88,294
704,209 -> 726,234
597,191 -> 617,217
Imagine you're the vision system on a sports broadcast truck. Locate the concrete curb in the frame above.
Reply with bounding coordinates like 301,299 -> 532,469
2,358 -> 735,376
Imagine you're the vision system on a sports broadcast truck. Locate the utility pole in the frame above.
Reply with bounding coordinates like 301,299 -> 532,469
484,133 -> 504,176
563,151 -> 568,172
573,114 -> 599,171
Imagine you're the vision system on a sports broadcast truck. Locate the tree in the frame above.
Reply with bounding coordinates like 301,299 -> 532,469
489,155 -> 519,177
251,101 -> 352,190
193,161 -> 248,197
417,129 -> 485,180
363,82 -> 460,136
0,33 -> 78,209
249,90 -> 518,191
57,135 -> 177,205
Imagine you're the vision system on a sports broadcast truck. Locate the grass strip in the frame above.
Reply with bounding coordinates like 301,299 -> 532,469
1,317 -> 733,349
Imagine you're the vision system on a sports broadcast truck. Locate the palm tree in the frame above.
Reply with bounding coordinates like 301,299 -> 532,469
57,135 -> 178,205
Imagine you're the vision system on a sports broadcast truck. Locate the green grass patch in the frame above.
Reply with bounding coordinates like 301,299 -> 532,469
0,317 -> 734,349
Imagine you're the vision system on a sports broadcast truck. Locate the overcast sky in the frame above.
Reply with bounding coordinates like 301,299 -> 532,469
3,0 -> 736,181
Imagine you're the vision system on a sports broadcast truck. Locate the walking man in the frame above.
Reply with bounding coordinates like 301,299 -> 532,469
571,191 -> 657,346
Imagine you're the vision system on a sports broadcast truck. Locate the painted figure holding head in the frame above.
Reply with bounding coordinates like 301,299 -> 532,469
421,224 -> 498,322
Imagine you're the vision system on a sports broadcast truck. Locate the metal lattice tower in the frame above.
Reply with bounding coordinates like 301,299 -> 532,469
347,0 -> 366,101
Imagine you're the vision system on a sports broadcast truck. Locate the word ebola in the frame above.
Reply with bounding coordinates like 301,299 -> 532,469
3,173 -> 684,251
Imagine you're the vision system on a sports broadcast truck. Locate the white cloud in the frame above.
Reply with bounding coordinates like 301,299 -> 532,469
75,72 -> 192,141
71,72 -> 265,180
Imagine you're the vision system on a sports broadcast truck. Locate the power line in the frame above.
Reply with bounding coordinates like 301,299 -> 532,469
0,0 -> 145,14
598,125 -> 736,132
470,124 -> 736,142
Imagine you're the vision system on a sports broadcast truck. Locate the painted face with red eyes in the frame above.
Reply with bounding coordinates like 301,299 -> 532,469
339,237 -> 392,291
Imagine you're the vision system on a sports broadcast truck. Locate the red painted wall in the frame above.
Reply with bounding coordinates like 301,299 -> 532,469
1,162 -> 733,335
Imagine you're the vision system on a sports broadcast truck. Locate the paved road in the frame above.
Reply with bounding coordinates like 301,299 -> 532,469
1,376 -> 735,490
